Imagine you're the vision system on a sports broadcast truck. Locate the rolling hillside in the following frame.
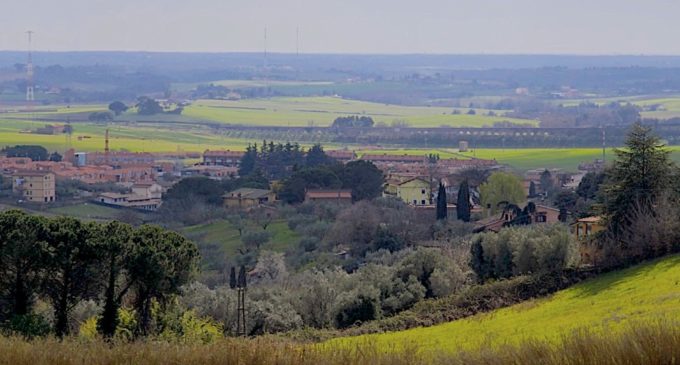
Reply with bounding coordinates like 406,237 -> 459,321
331,254 -> 680,353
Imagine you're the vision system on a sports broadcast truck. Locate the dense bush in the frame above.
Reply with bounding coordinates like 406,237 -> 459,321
287,268 -> 595,341
470,225 -> 578,282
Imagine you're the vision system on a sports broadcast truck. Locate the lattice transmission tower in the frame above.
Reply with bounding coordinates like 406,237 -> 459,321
26,31 -> 35,105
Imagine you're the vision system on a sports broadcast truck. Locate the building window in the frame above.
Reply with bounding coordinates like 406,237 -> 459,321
421,189 -> 426,194
421,200 -> 426,205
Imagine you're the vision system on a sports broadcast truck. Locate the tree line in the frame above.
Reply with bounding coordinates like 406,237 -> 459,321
238,141 -> 306,179
331,116 -> 375,128
0,210 -> 199,338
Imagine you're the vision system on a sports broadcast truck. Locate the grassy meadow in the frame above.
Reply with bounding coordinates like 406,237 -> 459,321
0,117 -> 253,153
2,322 -> 679,365
182,96 -> 536,128
356,147 -> 606,171
46,203 -> 125,221
329,254 -> 680,354
457,147 -> 613,171
358,146 -> 680,171
2,256 -> 680,364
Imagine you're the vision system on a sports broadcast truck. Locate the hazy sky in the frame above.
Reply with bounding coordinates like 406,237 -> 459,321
2,0 -> 679,54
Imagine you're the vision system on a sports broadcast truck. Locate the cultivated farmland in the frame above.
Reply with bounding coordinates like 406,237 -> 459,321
182,97 -> 537,128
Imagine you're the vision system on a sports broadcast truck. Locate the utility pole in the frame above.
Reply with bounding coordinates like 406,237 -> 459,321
105,129 -> 110,165
601,125 -> 606,164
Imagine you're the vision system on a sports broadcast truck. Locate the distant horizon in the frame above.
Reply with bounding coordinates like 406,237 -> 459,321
5,1 -> 680,55
3,50 -> 680,57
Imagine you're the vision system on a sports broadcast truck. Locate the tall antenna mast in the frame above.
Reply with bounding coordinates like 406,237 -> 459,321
295,27 -> 300,81
264,27 -> 268,72
25,31 -> 35,108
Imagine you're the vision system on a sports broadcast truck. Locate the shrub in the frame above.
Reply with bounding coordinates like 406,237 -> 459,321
1,314 -> 51,339
158,310 -> 223,344
335,295 -> 379,329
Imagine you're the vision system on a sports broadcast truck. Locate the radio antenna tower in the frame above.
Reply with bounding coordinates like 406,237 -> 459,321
26,31 -> 35,108
264,27 -> 268,66
295,27 -> 300,81
296,27 -> 299,57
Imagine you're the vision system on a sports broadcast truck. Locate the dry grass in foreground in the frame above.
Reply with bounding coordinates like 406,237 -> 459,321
0,321 -> 678,365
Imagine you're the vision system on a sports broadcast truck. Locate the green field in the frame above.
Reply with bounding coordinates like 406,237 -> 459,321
182,219 -> 300,256
171,79 -> 334,93
358,146 -> 680,171
458,148 -> 612,171
331,254 -> 680,353
0,118 -> 253,153
182,97 -> 537,128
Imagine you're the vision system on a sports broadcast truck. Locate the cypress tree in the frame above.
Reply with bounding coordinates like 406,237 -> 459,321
470,239 -> 486,283
558,207 -> 568,222
238,265 -> 247,289
528,181 -> 537,198
456,180 -> 471,222
229,266 -> 237,289
436,182 -> 447,220
540,169 -> 553,196
238,144 -> 258,177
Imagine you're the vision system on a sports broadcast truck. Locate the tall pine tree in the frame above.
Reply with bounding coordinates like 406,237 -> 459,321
604,123 -> 673,235
456,180 -> 471,222
436,182 -> 447,220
